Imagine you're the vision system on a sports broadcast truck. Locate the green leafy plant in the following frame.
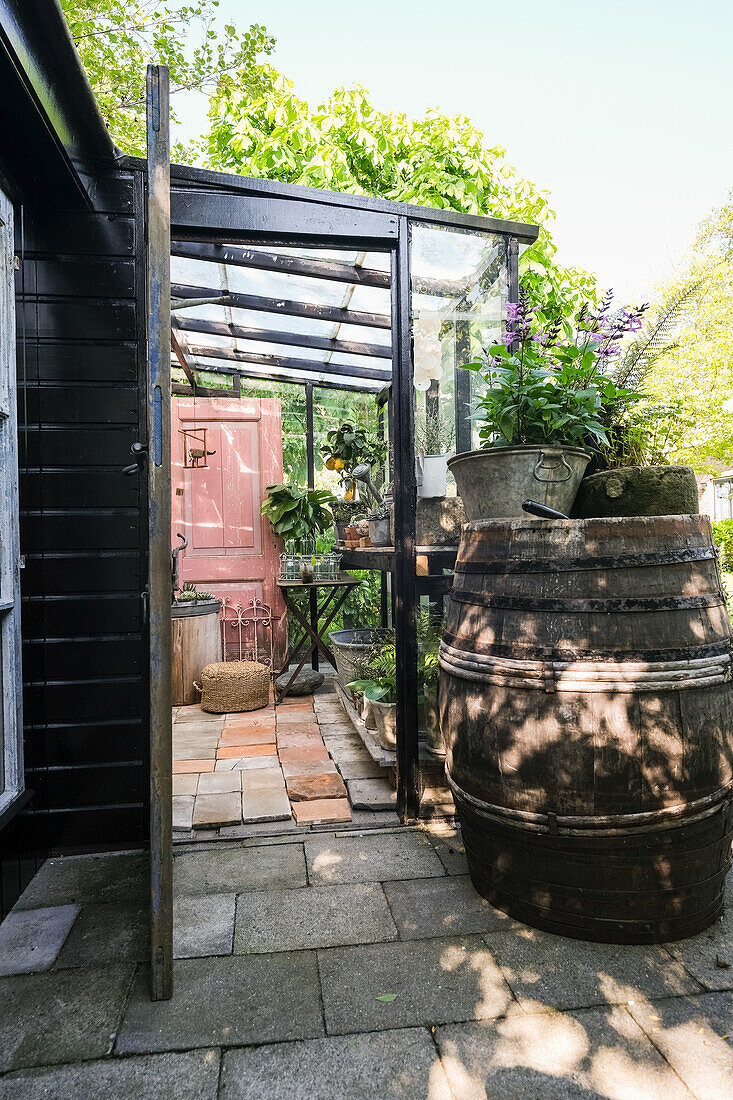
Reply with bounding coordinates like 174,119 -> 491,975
322,423 -> 386,479
417,610 -> 444,694
712,519 -> 733,572
415,408 -> 454,456
260,483 -> 335,543
176,581 -> 214,602
463,290 -> 645,452
60,0 -> 274,156
331,500 -> 368,523
348,641 -> 397,703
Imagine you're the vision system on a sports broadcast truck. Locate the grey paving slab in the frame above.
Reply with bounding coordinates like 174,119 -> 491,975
117,952 -> 324,1052
0,965 -> 134,1072
665,903 -> 733,991
55,902 -> 149,967
424,825 -> 469,875
218,818 -> 302,839
343,809 -> 402,829
384,875 -> 520,941
14,851 -> 148,909
173,773 -> 199,796
435,1004 -> 694,1100
197,771 -> 241,794
306,830 -> 444,885
234,882 -> 397,953
172,795 -> 195,831
318,935 -> 514,1034
173,892 -> 236,958
172,745 -> 218,760
0,1049 -> 221,1100
628,992 -> 733,1100
347,777 -> 397,810
241,787 -> 292,823
219,1027 -> 453,1100
175,707 -> 225,724
192,792 -> 241,828
0,905 -> 79,975
173,843 -> 306,895
485,926 -> 703,1012
336,759 -> 387,780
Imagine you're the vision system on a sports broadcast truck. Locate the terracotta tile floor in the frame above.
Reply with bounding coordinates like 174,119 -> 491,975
172,683 -> 398,835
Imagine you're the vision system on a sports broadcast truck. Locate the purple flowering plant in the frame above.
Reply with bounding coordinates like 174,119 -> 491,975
462,288 -> 648,451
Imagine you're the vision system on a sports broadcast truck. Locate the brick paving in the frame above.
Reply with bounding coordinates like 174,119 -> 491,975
172,680 -> 405,836
1,824 -> 731,1097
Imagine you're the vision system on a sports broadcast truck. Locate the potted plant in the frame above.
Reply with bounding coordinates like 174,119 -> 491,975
347,640 -> 397,750
322,422 -> 387,487
331,499 -> 367,545
260,483 -> 336,544
570,286 -> 701,517
368,501 -> 391,547
174,581 -> 217,605
417,611 -> 444,757
448,290 -> 646,519
415,407 -> 454,499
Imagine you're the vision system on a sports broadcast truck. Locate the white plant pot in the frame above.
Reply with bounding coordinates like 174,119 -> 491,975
372,699 -> 397,750
361,695 -> 377,730
418,454 -> 449,499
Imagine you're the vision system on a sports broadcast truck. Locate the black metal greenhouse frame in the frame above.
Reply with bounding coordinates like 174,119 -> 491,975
164,161 -> 537,818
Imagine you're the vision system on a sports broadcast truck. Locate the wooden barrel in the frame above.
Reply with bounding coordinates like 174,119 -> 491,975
440,515 -> 733,943
171,600 -> 221,706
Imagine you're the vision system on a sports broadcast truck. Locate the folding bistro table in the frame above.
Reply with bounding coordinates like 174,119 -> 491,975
275,574 -> 362,701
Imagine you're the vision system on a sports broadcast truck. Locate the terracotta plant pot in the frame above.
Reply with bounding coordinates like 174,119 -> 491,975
448,445 -> 590,520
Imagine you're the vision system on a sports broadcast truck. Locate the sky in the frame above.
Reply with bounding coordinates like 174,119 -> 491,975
177,0 -> 733,301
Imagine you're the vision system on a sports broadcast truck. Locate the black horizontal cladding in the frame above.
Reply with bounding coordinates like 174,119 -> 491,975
28,717 -> 144,767
21,593 -> 142,636
27,761 -> 145,812
23,637 -> 143,680
22,552 -> 141,594
13,167 -> 149,857
19,382 -> 139,424
20,342 -> 139,383
21,512 -> 141,552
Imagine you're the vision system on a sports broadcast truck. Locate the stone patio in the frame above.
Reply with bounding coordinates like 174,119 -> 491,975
0,821 -> 731,1097
172,678 -> 403,836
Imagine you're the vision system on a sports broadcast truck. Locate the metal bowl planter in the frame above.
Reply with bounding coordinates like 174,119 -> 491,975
329,628 -> 393,691
448,445 -> 590,520
572,465 -> 699,518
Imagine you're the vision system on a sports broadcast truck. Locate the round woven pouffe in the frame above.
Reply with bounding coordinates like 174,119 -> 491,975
198,661 -> 270,713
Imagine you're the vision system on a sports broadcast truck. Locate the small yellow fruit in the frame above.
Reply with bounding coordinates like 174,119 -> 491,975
325,456 -> 336,470
344,489 -> 354,501
334,458 -> 345,470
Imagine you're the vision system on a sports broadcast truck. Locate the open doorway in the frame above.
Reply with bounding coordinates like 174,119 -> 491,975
167,239 -> 447,839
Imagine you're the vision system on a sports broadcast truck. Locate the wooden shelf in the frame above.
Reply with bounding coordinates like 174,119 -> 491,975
337,545 -> 459,574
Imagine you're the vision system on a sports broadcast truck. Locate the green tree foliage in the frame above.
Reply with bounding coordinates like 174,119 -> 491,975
204,69 -> 597,318
641,194 -> 733,473
60,0 -> 274,156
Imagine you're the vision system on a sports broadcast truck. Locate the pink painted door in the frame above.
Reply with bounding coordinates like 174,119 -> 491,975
172,397 -> 286,669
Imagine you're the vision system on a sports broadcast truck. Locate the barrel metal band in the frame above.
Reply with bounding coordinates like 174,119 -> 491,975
440,632 -> 733,665
439,640 -> 732,692
454,546 -> 717,574
449,590 -> 724,614
445,770 -> 733,836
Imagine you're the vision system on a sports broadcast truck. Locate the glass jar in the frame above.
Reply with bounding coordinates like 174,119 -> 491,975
285,552 -> 300,580
278,552 -> 288,580
300,554 -> 314,584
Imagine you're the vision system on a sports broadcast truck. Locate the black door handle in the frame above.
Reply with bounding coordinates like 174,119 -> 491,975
122,441 -> 148,476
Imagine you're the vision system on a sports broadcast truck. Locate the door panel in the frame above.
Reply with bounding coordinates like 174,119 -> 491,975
172,397 -> 286,667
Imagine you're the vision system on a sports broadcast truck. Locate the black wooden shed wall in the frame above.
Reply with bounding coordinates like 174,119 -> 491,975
0,165 -> 149,914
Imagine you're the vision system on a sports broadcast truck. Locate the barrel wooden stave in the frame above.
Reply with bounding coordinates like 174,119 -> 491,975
441,515 -> 733,942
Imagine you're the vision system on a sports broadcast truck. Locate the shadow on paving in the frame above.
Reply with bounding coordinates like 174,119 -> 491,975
0,828 -> 730,1097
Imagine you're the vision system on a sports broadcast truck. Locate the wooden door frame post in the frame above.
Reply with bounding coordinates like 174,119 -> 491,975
146,63 -> 173,1001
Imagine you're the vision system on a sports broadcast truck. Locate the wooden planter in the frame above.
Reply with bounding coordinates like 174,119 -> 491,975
171,600 -> 221,706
